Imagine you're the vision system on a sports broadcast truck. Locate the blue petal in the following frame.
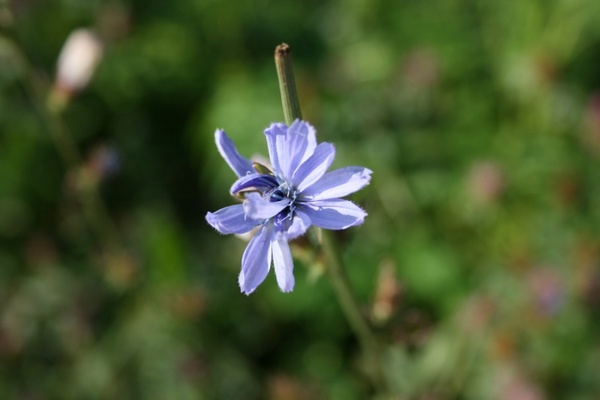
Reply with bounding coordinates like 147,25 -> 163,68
230,173 -> 278,195
287,120 -> 317,172
264,120 -> 317,181
285,210 -> 312,240
299,199 -> 367,230
271,235 -> 294,292
243,193 -> 291,220
292,142 -> 335,191
300,167 -> 372,200
215,129 -> 254,177
206,204 -> 261,234
264,123 -> 287,179
239,226 -> 272,294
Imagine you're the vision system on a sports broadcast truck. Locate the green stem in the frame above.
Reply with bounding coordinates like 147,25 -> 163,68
320,230 -> 385,389
274,43 -> 385,392
46,90 -> 123,253
19,52 -> 122,253
274,43 -> 302,125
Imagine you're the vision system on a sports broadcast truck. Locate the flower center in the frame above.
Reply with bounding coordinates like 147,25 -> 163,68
269,182 -> 298,232
269,183 -> 294,201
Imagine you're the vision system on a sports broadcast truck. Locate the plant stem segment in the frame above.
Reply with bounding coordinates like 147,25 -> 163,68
320,230 -> 385,390
45,89 -> 122,253
274,43 -> 385,392
274,43 -> 302,125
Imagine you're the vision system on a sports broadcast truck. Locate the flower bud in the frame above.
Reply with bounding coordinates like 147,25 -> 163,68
55,28 -> 103,94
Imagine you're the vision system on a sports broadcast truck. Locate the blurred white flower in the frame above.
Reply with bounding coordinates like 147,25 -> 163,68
55,29 -> 103,94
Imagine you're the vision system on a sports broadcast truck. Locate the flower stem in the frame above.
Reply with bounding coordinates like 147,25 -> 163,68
44,89 -> 123,253
320,230 -> 386,390
274,43 -> 386,392
274,43 -> 302,125
17,46 -> 123,254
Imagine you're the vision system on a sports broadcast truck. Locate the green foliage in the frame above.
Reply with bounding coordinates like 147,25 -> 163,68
1,0 -> 600,398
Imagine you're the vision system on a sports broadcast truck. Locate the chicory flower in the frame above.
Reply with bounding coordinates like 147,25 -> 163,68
206,120 -> 371,294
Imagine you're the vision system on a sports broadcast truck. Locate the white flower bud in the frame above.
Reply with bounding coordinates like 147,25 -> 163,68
55,28 -> 103,93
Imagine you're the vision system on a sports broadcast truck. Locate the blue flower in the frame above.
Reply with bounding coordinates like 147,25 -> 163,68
206,120 -> 372,294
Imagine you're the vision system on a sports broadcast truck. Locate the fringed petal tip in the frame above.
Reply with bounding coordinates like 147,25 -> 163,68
239,284 -> 255,296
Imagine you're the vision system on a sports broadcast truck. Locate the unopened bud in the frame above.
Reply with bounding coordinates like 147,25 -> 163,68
55,29 -> 103,94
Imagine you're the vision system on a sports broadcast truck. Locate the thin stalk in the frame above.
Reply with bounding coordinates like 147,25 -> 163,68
17,49 -> 122,253
274,43 -> 302,125
46,91 -> 122,252
5,14 -> 118,249
320,230 -> 385,390
274,43 -> 386,392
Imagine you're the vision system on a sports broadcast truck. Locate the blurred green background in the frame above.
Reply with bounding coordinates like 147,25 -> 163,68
2,0 -> 600,398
